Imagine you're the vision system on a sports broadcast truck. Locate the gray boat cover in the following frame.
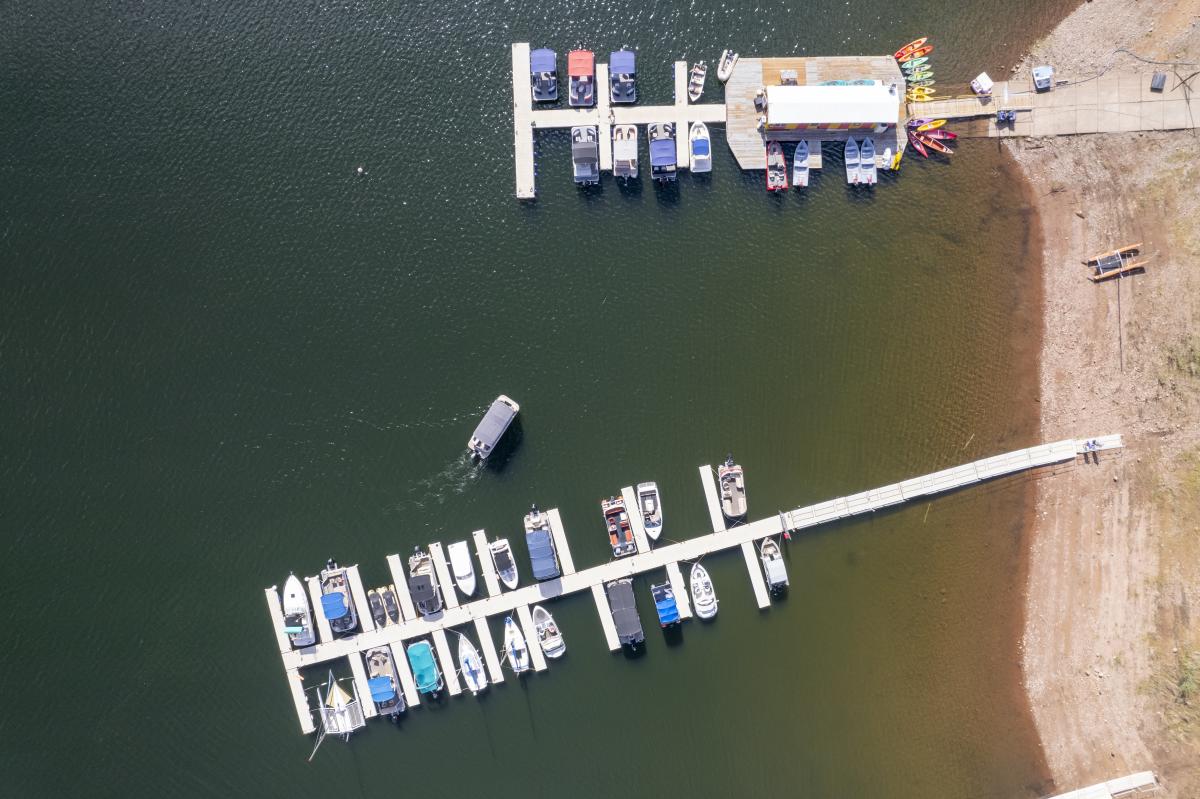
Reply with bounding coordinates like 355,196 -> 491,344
606,580 -> 644,644
525,529 -> 560,580
530,48 -> 556,73
649,138 -> 675,166
472,400 -> 516,448
572,141 -> 599,163
764,558 -> 788,587
609,50 -> 635,74
408,574 -> 436,602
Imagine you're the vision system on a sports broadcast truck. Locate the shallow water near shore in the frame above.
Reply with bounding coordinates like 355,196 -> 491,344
3,0 -> 1071,795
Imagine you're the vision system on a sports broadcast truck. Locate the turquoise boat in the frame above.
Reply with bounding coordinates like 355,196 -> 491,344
407,640 -> 443,695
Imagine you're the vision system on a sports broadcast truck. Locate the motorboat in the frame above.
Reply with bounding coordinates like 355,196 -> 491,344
648,123 -> 677,182
317,670 -> 366,739
760,537 -> 789,594
407,548 -> 444,617
318,559 -> 359,637
690,562 -> 719,619
860,137 -> 878,185
606,578 -> 644,647
364,646 -> 405,718
381,585 -> 401,624
406,640 -> 443,696
532,605 -> 566,659
612,124 -> 638,180
717,49 -> 739,82
447,540 -> 477,597
524,504 -> 561,581
504,616 -> 532,674
636,481 -> 663,540
766,140 -> 788,191
844,137 -> 860,184
718,455 -> 747,520
602,495 -> 637,558
567,49 -> 595,107
687,61 -> 706,102
367,588 -> 386,628
530,47 -> 557,102
609,49 -> 636,103
281,573 -> 316,648
571,125 -> 601,186
689,122 -> 712,173
467,394 -> 520,460
792,140 -> 810,188
457,633 -> 488,695
489,537 -> 519,589
651,581 -> 681,628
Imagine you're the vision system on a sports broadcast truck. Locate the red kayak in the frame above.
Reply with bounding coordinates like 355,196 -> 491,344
913,132 -> 953,155
907,131 -> 929,158
893,37 -> 928,60
922,129 -> 958,141
897,45 -> 933,63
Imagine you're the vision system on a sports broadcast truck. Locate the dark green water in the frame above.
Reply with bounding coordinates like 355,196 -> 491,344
2,1 -> 1074,796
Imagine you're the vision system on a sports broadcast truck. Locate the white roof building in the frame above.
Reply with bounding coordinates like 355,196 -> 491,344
765,83 -> 900,128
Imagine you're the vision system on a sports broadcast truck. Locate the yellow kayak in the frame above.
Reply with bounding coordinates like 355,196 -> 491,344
916,119 -> 946,132
907,86 -> 935,96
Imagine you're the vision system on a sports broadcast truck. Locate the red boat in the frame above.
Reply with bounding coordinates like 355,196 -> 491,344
907,131 -> 929,158
893,37 -> 928,60
913,132 -> 953,155
765,141 -> 788,191
897,45 -> 934,63
922,129 -> 958,141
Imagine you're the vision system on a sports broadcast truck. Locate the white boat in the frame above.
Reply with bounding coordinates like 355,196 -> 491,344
457,633 -> 489,695
718,455 -> 747,519
364,646 -> 405,717
636,481 -> 664,540
717,49 -> 739,82
689,562 -> 719,620
446,540 -> 476,597
532,605 -> 566,659
687,61 -> 706,102
760,538 -> 789,594
317,670 -> 366,740
844,137 -> 860,185
489,538 -> 519,590
689,122 -> 712,173
503,615 -> 531,674
612,124 -> 638,180
860,137 -> 878,185
281,573 -> 316,647
792,140 -> 810,188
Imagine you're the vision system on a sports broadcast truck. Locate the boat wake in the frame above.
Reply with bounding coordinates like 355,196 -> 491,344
406,454 -> 483,509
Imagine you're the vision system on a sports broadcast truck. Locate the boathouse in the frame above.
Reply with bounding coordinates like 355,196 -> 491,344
764,83 -> 900,132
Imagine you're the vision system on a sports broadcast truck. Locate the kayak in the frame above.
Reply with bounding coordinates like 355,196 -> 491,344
907,79 -> 935,88
897,45 -> 933,63
907,132 -> 929,158
901,57 -> 930,71
916,119 -> 946,132
906,70 -> 933,82
907,117 -> 931,128
914,133 -> 952,155
906,94 -> 932,103
922,129 -> 958,141
906,87 -> 935,98
893,37 -> 929,60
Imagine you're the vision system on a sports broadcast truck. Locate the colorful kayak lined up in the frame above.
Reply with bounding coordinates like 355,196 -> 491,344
893,37 -> 928,60
905,117 -> 956,158
897,45 -> 933,63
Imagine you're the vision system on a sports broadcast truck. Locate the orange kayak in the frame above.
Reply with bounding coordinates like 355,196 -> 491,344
893,37 -> 928,60
897,45 -> 934,63
916,119 -> 946,132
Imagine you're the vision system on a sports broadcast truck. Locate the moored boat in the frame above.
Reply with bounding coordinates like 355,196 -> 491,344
648,122 -> 677,182
916,119 -> 946,132
897,44 -> 933,63
605,578 -> 644,648
860,137 -> 878,185
504,615 -> 531,674
914,132 -> 953,155
844,137 -> 860,185
530,48 -> 558,102
467,395 -> 520,460
317,670 -> 366,739
364,646 -> 405,718
792,140 -> 810,188
765,140 -> 788,191
489,537 -> 519,589
407,548 -> 444,617
602,495 -> 637,557
281,573 -> 316,647
319,559 -> 359,637
571,125 -> 601,186
689,122 -> 712,173
907,130 -> 929,158
690,562 -> 719,620
524,503 -> 561,581
893,37 -> 928,60
447,540 -> 477,597
637,481 -> 664,540
687,61 -> 707,101
612,124 -> 638,180
718,455 -> 747,519
651,581 -> 681,628
406,640 -> 443,696
381,586 -> 401,624
760,537 -> 789,594
567,49 -> 595,107
901,56 -> 930,72
717,49 -> 739,82
457,633 -> 488,695
367,588 -> 386,628
532,605 -> 566,659
922,129 -> 958,141
609,49 -> 637,104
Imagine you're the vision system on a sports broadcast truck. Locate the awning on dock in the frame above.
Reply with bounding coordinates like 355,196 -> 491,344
530,48 -> 556,73
609,50 -> 635,75
567,50 -> 594,76
765,84 -> 899,128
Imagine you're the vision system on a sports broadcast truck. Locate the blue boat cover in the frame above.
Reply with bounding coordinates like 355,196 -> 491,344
655,595 -> 680,624
650,139 -> 675,166
530,48 -> 556,73
321,592 -> 348,620
407,643 -> 440,692
368,676 -> 396,703
609,50 -> 635,74
692,139 -> 710,156
525,528 -> 560,580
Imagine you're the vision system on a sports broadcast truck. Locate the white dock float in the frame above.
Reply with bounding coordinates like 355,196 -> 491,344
665,562 -> 693,619
285,668 -> 316,734
621,485 -> 652,554
472,529 -> 502,597
385,554 -> 417,621
516,605 -> 548,671
511,42 -> 536,199
264,587 -> 293,654
741,541 -> 771,609
431,629 -> 462,696
1045,770 -> 1156,799
305,576 -> 334,643
473,617 -> 505,684
591,584 -> 621,651
547,508 -> 575,574
428,542 -> 459,608
345,565 -> 375,634
347,651 -> 379,718
673,60 -> 689,166
389,642 -> 420,707
597,63 -> 612,172
699,465 -> 726,533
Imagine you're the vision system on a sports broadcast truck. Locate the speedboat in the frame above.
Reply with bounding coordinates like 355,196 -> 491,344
766,141 -> 788,191
367,588 -> 387,628
606,578 -> 644,648
687,61 -> 706,102
860,137 -> 878,185
281,573 -> 316,647
844,137 -> 860,184
792,140 -> 810,188
457,633 -> 488,695
381,585 -> 401,624
504,616 -> 531,674
612,125 -> 638,180
651,581 -> 681,628
406,640 -> 443,696
717,49 -> 739,82
317,670 -> 366,739
532,605 -> 566,659
447,540 -> 477,597
637,481 -> 663,540
760,538 -> 789,594
718,455 -> 747,520
571,125 -> 600,186
319,559 -> 359,637
364,646 -> 405,718
567,49 -> 595,107
489,537 -> 519,589
689,122 -> 712,173
407,548 -> 444,617
467,394 -> 520,460
530,47 -> 557,102
648,123 -> 677,182
610,49 -> 636,103
602,495 -> 637,557
690,562 -> 718,620
524,504 -> 561,581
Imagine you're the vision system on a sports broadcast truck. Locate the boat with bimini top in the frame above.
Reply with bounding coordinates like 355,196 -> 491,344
649,123 -> 677,182
760,538 -> 789,594
612,124 -> 638,180
609,49 -> 636,103
319,559 -> 359,637
530,48 -> 557,102
568,49 -> 595,107
364,646 -> 405,718
571,125 -> 600,186
651,581 -> 681,628
689,122 -> 712,174
406,640 -> 443,696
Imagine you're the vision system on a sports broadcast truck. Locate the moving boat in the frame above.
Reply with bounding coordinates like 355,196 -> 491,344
381,586 -> 401,624
364,646 -> 405,718
504,616 -> 531,674
648,123 -> 677,182
489,537 -> 519,589
524,503 -> 561,581
407,548 -> 444,617
602,495 -> 637,558
605,578 -> 644,647
319,559 -> 359,637
530,47 -> 557,102
457,633 -> 488,695
765,140 -> 788,191
718,455 -> 747,520
447,540 -> 477,597
687,61 -> 706,101
532,605 -> 566,659
689,122 -> 712,173
860,137 -> 878,185
792,140 -> 810,188
916,119 -> 946,132
690,562 -> 719,620
281,573 -> 316,648
406,640 -> 443,696
907,131 -> 930,158
637,481 -> 664,541
651,581 -> 681,628
612,124 -> 638,180
844,137 -> 860,185
467,395 -> 520,460
914,133 -> 953,155
897,45 -> 933,63
609,49 -> 637,103
893,37 -> 929,60
571,125 -> 601,186
317,670 -> 366,739
717,49 -> 739,82
367,588 -> 387,628
567,49 -> 595,107
760,538 -> 789,594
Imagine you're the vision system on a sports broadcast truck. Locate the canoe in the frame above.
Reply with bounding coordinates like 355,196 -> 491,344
922,129 -> 957,141
907,132 -> 929,158
901,56 -> 929,71
914,133 -> 953,155
897,45 -> 933,63
916,119 -> 946,132
893,37 -> 928,60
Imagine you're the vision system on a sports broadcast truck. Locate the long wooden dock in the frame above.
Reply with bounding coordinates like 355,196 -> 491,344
265,434 -> 1122,734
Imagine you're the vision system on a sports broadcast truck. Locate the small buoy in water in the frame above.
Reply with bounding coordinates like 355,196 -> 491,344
356,166 -> 365,175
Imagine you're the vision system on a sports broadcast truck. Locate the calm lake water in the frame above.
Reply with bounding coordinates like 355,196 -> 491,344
3,0 -> 1074,795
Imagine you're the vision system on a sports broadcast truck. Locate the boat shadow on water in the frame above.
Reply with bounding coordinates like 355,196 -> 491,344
478,417 -> 523,473
615,176 -> 643,199
661,624 -> 685,648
